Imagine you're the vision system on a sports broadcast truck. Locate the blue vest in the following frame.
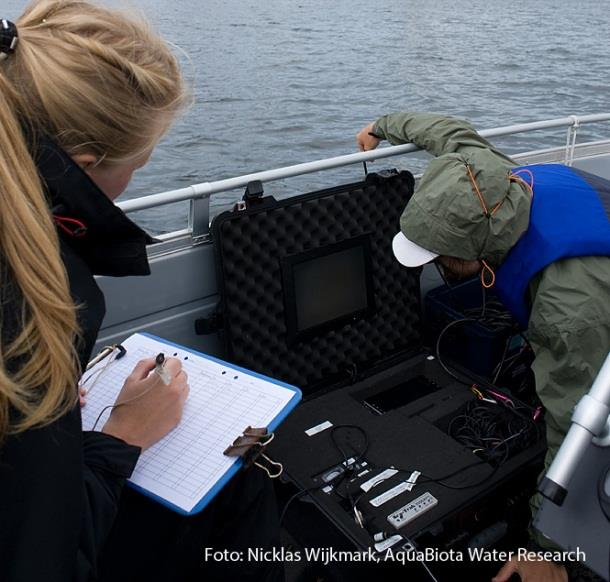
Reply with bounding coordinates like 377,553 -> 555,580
495,164 -> 610,328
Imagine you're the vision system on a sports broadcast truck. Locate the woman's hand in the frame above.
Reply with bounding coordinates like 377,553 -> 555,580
493,556 -> 568,582
101,357 -> 189,450
356,122 -> 382,152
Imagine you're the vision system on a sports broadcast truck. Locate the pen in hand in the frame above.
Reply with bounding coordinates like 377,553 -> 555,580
154,352 -> 172,386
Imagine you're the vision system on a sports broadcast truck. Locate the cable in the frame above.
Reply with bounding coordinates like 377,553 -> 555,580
387,458 -> 494,491
279,424 -> 371,528
431,278 -> 535,409
491,343 -> 527,383
419,556 -> 440,582
330,424 -> 369,467
435,317 -> 477,384
492,333 -> 513,384
430,397 -> 540,486
388,395 -> 539,490
279,487 -> 317,528
325,409 -> 535,515
329,425 -> 370,524
392,534 -> 439,582
80,349 -> 119,394
91,374 -> 163,430
278,471 -> 360,527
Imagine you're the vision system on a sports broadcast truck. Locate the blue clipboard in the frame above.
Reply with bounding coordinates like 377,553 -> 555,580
124,333 -> 302,516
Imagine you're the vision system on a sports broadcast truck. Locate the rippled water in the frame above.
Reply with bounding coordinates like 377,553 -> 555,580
6,0 -> 610,232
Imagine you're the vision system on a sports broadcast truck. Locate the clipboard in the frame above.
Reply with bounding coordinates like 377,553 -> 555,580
80,332 -> 301,515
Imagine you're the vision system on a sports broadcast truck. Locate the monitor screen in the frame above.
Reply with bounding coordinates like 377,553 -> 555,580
281,236 -> 376,343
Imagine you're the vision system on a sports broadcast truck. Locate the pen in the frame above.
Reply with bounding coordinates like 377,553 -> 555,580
154,352 -> 172,385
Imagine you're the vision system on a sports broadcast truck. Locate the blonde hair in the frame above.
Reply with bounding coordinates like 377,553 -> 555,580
0,0 -> 187,440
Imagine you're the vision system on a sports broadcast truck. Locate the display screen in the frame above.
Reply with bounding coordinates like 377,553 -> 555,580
281,236 -> 375,343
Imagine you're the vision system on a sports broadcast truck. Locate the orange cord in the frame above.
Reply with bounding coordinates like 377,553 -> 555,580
465,164 -> 533,289
466,164 -> 490,216
480,259 -> 496,288
509,169 -> 535,203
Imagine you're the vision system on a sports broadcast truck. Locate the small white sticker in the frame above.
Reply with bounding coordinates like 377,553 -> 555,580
305,420 -> 333,437
360,468 -> 398,492
370,481 -> 413,507
374,535 -> 403,552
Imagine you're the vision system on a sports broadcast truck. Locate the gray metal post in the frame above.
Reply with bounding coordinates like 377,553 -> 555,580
539,353 -> 610,505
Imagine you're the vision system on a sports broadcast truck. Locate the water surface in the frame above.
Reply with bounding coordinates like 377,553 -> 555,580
6,0 -> 610,231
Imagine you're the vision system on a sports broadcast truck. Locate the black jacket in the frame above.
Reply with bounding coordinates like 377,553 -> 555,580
0,138 -> 153,581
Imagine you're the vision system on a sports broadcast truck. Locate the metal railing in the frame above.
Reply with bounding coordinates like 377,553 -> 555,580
118,113 -> 610,215
117,113 -> 610,241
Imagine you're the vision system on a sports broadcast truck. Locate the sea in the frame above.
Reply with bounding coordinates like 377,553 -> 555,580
5,0 -> 610,233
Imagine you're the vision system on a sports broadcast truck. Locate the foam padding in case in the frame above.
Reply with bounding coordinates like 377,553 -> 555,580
211,171 -> 421,394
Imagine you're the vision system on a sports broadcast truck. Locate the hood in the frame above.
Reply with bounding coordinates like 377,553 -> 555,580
400,148 -> 532,267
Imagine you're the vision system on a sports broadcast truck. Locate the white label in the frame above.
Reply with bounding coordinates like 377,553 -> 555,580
360,468 -> 398,492
369,481 -> 414,507
374,535 -> 403,552
407,470 -> 421,484
305,420 -> 333,436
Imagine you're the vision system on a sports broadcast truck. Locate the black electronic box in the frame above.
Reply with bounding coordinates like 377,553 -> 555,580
207,171 -> 545,580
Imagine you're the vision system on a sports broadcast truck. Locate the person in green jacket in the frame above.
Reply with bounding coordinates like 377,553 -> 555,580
357,112 -> 610,582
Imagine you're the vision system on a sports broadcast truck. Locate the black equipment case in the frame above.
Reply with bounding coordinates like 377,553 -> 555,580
208,171 -> 545,566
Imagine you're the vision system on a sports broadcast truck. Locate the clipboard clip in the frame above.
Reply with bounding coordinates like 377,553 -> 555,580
224,426 -> 283,479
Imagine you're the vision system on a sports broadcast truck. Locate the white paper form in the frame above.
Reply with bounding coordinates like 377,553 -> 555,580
81,333 -> 298,513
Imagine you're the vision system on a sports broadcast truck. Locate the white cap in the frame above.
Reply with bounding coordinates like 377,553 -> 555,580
391,231 -> 438,267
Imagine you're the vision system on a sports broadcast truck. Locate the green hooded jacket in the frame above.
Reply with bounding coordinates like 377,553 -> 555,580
373,112 -> 610,547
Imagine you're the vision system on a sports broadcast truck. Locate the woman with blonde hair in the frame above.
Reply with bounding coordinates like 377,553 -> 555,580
0,3 -> 282,581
